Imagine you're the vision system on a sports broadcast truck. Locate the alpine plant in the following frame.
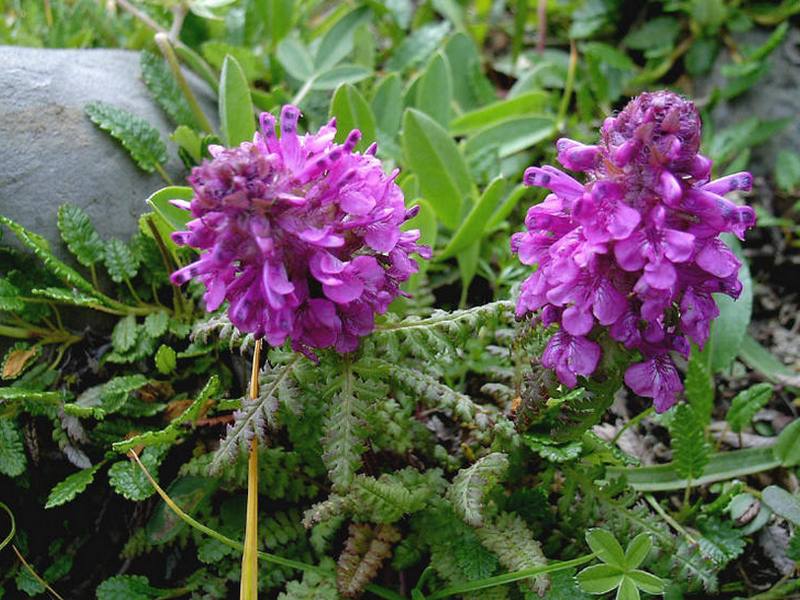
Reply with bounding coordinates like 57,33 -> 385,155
170,105 -> 430,356
511,91 -> 755,412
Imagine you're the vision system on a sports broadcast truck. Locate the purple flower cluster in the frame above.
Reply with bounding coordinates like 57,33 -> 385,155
170,105 -> 430,355
511,91 -> 755,411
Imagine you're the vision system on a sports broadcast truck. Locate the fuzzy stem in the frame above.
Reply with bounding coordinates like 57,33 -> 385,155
155,32 -> 215,134
241,339 -> 263,600
154,162 -> 174,185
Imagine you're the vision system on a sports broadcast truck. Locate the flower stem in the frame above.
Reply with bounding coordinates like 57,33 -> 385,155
155,32 -> 215,134
291,77 -> 316,108
556,39 -> 577,132
241,339 -> 263,600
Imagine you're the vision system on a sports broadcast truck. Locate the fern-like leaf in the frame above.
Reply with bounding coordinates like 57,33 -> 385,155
57,204 -> 105,267
322,362 -> 367,491
211,359 -> 298,472
447,452 -> 509,526
726,382 -> 773,433
192,312 -> 257,353
104,238 -> 140,283
475,512 -> 549,595
0,418 -> 27,477
140,50 -> 197,128
85,101 -> 168,172
336,522 -> 401,598
671,404 -> 711,482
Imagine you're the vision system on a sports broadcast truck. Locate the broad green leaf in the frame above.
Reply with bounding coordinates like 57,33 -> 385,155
416,52 -> 453,127
261,0 -> 294,47
112,315 -> 138,353
726,382 -> 773,433
485,184 -> 530,232
312,64 -> 371,90
775,150 -> 800,193
57,204 -> 104,267
386,21 -> 451,72
219,55 -> 255,146
444,32 -> 495,111
739,334 -> 800,387
0,419 -> 26,477
762,485 -> 800,525
45,464 -> 102,509
155,344 -> 177,375
144,310 -> 169,338
708,235 -> 752,372
463,116 -> 555,159
85,101 -> 167,172
314,6 -> 371,72
450,91 -> 549,135
330,84 -> 376,151
96,575 -> 165,600
108,446 -> 165,501
616,576 -> 641,600
0,278 -> 25,312
775,419 -> 800,467
372,74 -> 403,138
439,177 -> 505,261
171,125 -> 203,164
585,529 -> 626,569
104,239 -> 140,283
576,564 -> 624,594
627,570 -> 664,594
276,36 -> 315,81
140,50 -> 197,128
201,41 -> 264,82
624,534 -> 652,570
402,108 -> 474,230
623,16 -> 680,51
145,186 -> 193,233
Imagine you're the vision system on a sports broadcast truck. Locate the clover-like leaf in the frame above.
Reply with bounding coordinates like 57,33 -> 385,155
627,570 -> 665,595
624,533 -> 652,569
586,528 -> 626,569
577,564 -> 624,594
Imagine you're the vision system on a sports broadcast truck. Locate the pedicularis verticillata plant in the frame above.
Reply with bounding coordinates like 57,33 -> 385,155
169,104 -> 430,598
512,91 -> 755,412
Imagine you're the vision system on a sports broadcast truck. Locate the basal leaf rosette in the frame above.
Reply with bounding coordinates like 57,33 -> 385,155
511,91 -> 755,412
171,105 -> 430,355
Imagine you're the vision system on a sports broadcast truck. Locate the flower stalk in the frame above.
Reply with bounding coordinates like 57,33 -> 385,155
241,339 -> 263,600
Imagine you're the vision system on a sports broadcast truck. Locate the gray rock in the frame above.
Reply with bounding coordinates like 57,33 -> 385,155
0,45 -> 217,257
698,26 -> 800,177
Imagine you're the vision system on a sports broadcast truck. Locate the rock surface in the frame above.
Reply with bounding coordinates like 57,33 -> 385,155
0,45 -> 216,257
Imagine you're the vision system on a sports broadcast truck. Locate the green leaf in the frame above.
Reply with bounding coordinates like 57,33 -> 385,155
762,485 -> 800,526
402,108 -> 474,230
775,150 -> 800,193
438,177 -> 505,260
108,446 -> 165,501
443,32 -> 495,111
463,116 -> 555,159
201,41 -> 264,82
171,125 -> 203,164
140,50 -> 197,128
276,36 -> 315,81
145,186 -> 193,234
624,534 -> 652,570
112,315 -> 138,353
219,55 -> 255,146
627,570 -> 663,594
96,575 -> 165,600
685,346 -> 714,425
57,204 -> 104,267
576,564 -> 624,594
155,344 -> 177,375
146,476 -> 218,544
45,464 -> 102,509
623,17 -> 680,51
386,21 -> 451,72
775,419 -> 800,467
330,84 -> 376,151
311,64 -> 371,90
447,452 -> 508,526
726,382 -> 773,433
372,74 -> 403,138
0,419 -> 26,477
608,446 -> 779,492
416,52 -> 453,127
0,278 -> 25,312
616,576 -> 640,600
30,287 -> 105,309
457,242 -> 480,300
104,239 -> 139,283
261,0 -> 294,47
450,91 -> 549,135
144,310 -> 169,338
85,101 -> 167,172
708,235 -> 752,372
671,403 -> 711,481
586,529 -> 626,569
739,334 -> 800,387
314,6 -> 371,72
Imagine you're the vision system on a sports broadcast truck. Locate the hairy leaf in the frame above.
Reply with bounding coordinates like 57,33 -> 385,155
726,382 -> 773,433
104,239 -> 140,283
0,419 -> 27,477
140,50 -> 196,128
447,452 -> 509,526
85,101 -> 168,172
57,204 -> 104,267
671,404 -> 711,482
